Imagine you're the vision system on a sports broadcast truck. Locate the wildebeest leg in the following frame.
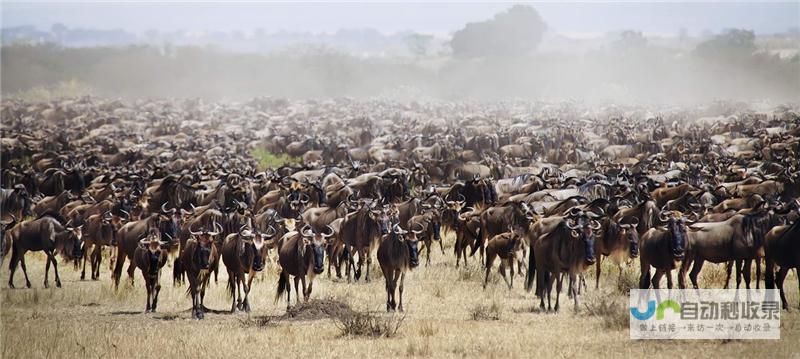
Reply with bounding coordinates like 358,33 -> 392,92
639,258 -> 651,289
7,246 -> 20,288
735,259 -> 744,290
755,257 -> 761,290
365,250 -> 373,282
144,275 -> 152,313
594,256 -> 603,290
425,239 -> 432,267
570,272 -> 579,313
153,276 -> 162,312
172,258 -> 182,286
81,242 -> 92,280
19,250 -> 32,288
651,269 -> 664,289
303,277 -> 312,301
244,271 -> 255,312
112,251 -> 126,289
293,276 -> 302,305
509,259 -> 515,289
743,259 -> 752,290
228,270 -> 238,313
126,260 -> 136,286
483,251 -> 496,290
775,266 -> 789,311
666,270 -> 674,290
398,271 -> 405,312
44,252 -> 53,288
285,274 -> 292,310
723,260 -> 734,289
438,237 -> 445,255
554,271 -> 563,312
688,259 -> 704,289
91,245 -> 102,280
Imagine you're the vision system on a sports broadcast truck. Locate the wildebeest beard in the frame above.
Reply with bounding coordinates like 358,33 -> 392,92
159,217 -> 180,244
195,245 -> 211,269
406,239 -> 419,267
251,245 -> 264,272
580,228 -> 596,264
148,251 -> 160,277
312,242 -> 325,273
742,212 -> 774,248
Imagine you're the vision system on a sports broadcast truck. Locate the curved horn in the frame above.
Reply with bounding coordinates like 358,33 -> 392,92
589,220 -> 602,230
411,223 -> 425,235
161,202 -> 169,213
323,225 -> 334,237
565,218 -> 581,230
264,225 -> 277,238
301,224 -> 313,237
658,210 -> 671,222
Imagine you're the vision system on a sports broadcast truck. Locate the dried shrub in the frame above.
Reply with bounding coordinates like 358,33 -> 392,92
335,312 -> 406,338
470,302 -> 502,321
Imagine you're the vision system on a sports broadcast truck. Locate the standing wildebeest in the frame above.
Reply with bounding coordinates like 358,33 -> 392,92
180,226 -> 221,319
113,204 -> 180,289
531,213 -> 601,312
454,208 -> 482,267
1,215 -> 18,267
765,221 -> 800,310
80,211 -> 119,280
222,226 -> 275,312
477,201 -> 535,259
638,211 -> 690,290
483,227 -> 524,290
594,217 -> 639,289
339,201 -> 392,282
377,223 -> 421,312
275,224 -> 333,309
7,214 -> 83,288
407,205 -> 442,266
0,185 -> 33,220
132,228 -> 170,313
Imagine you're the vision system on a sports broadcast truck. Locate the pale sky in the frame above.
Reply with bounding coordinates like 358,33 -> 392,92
2,2 -> 799,36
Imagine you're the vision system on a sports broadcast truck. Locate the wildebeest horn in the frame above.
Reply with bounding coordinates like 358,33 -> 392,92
263,225 -> 277,238
457,194 -> 466,204
300,193 -> 310,204
565,218 -> 581,230
301,224 -> 313,237
589,220 -> 602,230
658,210 -> 671,222
568,207 -> 582,217
323,225 -> 334,237
410,223 -> 424,235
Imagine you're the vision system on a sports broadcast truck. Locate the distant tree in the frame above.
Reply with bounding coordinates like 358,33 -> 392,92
694,29 -> 756,62
405,33 -> 433,57
450,5 -> 546,58
613,30 -> 648,52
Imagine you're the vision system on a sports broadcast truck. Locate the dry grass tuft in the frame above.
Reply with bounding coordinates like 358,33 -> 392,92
335,311 -> 406,338
469,301 -> 502,321
406,339 -> 433,357
239,315 -> 276,329
282,298 -> 355,321
584,293 -> 628,330
418,322 -> 437,337
700,262 -> 730,288
616,267 -> 639,295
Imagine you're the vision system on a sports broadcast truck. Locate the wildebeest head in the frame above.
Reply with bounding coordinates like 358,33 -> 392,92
301,224 -> 333,274
368,203 -> 393,235
190,222 -> 221,270
158,202 -> 181,246
566,211 -> 601,265
659,210 -> 689,260
618,217 -> 640,258
241,225 -> 275,272
405,223 -> 423,268
140,229 -> 167,276
59,222 -> 83,263
11,184 -> 33,217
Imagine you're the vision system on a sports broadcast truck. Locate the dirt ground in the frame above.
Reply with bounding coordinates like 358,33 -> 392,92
2,234 -> 798,359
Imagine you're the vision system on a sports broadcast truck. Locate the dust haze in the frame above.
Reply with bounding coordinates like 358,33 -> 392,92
2,3 -> 798,104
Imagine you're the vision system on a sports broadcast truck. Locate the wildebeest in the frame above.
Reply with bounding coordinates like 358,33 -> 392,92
222,226 -> 275,312
338,201 -> 392,282
594,217 -> 639,289
80,211 -> 119,280
132,228 -> 169,312
407,206 -> 442,266
531,212 -> 601,312
483,227 -> 524,290
275,224 -> 333,309
638,211 -> 690,289
7,213 -> 83,288
180,226 -> 221,319
764,221 -> 800,310
113,204 -> 180,289
377,223 -> 421,312
0,184 -> 32,220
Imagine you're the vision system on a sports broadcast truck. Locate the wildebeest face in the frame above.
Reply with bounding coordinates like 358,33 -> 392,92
310,237 -> 326,274
251,235 -> 268,272
407,238 -> 420,268
668,218 -> 687,260
195,239 -> 213,269
621,225 -> 639,258
370,208 -> 391,235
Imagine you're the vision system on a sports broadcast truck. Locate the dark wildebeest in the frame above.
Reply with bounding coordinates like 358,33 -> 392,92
7,214 -> 83,288
339,201 -> 392,282
80,211 -> 119,280
275,224 -> 334,309
477,201 -> 535,259
1,215 -> 18,267
132,228 -> 170,313
638,211 -> 690,290
407,205 -> 442,266
594,217 -> 639,289
222,225 -> 275,313
765,221 -> 800,310
113,204 -> 180,289
454,208 -> 482,267
483,226 -> 524,290
679,209 -> 777,290
531,212 -> 601,312
0,185 -> 33,220
33,191 -> 76,217
377,223 -> 422,312
180,226 -> 221,319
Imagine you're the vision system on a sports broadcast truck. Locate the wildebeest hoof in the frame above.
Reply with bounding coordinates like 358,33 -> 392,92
56,281 -> 62,288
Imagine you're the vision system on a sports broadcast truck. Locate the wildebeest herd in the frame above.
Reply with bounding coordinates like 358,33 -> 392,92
1,97 -> 799,318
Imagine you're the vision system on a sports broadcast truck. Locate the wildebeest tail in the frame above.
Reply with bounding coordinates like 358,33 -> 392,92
525,243 -> 536,292
275,271 -> 287,302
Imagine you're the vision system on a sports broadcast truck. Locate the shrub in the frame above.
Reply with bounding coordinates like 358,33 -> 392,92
470,301 -> 502,321
335,312 -> 405,338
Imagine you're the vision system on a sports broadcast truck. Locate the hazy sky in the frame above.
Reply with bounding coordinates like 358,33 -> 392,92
2,2 -> 799,36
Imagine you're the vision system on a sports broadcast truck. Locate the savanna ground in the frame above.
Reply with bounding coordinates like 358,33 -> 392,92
2,233 -> 799,359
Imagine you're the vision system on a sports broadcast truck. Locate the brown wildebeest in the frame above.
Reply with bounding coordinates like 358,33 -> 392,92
531,213 -> 601,312
765,221 -> 800,310
483,227 -> 524,290
339,201 -> 392,282
407,206 -> 442,266
651,183 -> 693,208
7,214 -> 83,288
113,204 -> 180,289
180,226 -> 221,319
80,211 -> 119,280
594,217 -> 639,289
454,208 -> 482,267
132,228 -> 169,313
1,215 -> 18,267
275,224 -> 333,309
377,223 -> 421,312
679,210 -> 777,290
222,225 -> 276,313
638,211 -> 690,290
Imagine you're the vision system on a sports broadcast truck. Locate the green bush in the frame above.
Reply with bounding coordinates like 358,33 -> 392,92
249,148 -> 300,170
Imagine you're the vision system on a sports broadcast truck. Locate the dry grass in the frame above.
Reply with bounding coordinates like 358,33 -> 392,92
2,238 -> 799,358
469,301 -> 503,321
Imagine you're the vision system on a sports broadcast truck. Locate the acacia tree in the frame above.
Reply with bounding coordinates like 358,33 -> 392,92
450,5 -> 546,59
